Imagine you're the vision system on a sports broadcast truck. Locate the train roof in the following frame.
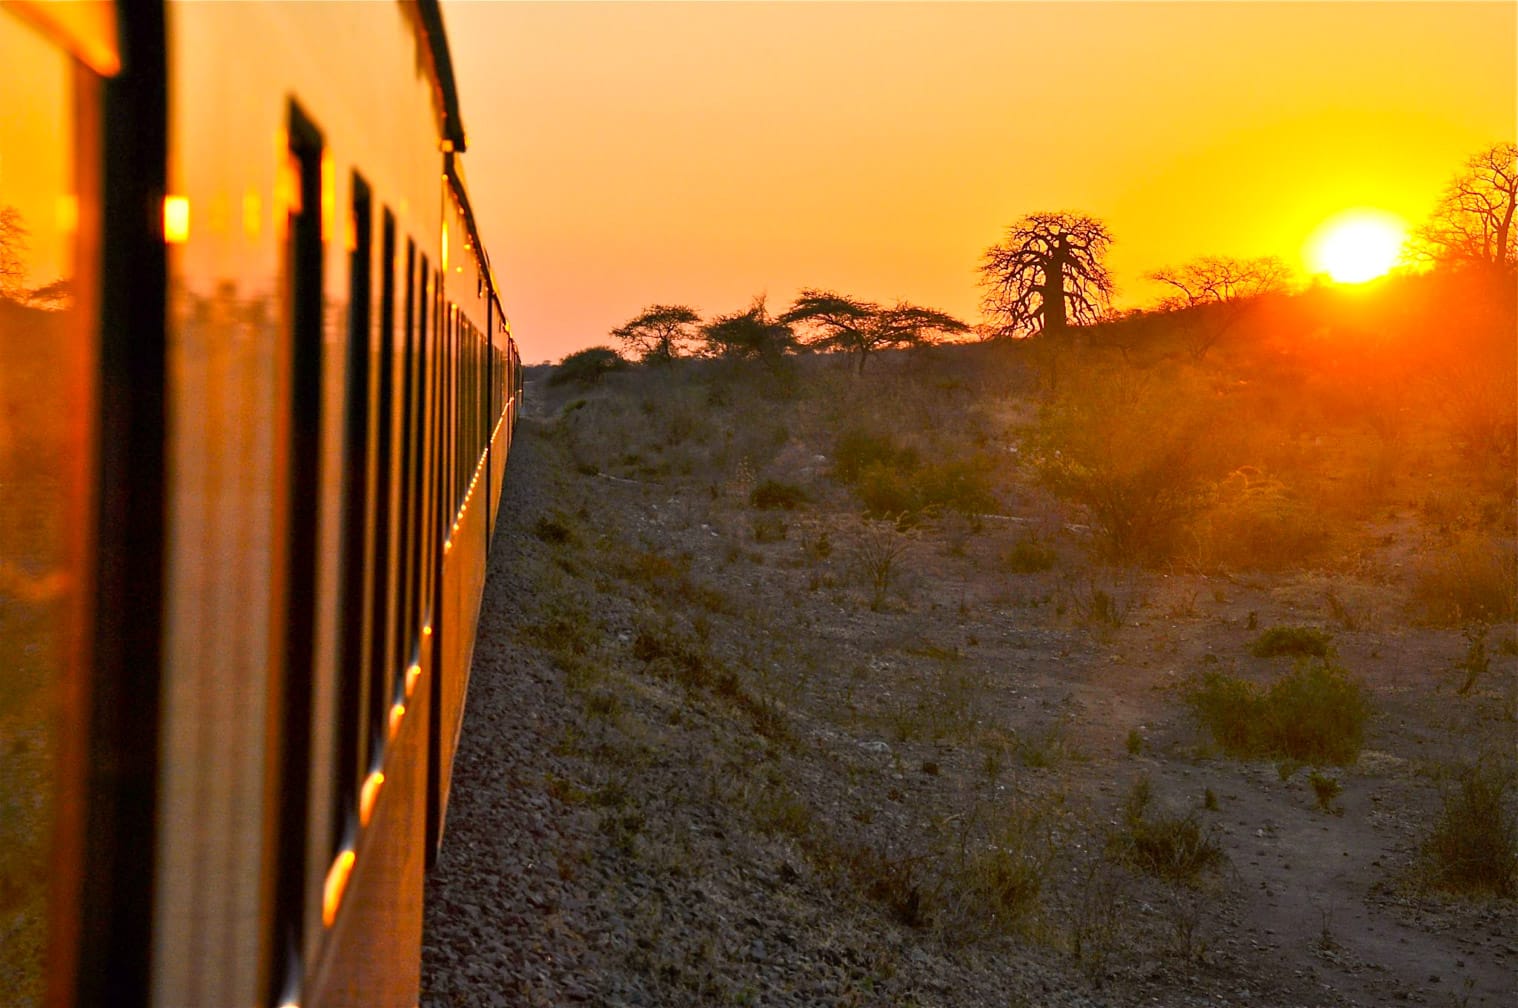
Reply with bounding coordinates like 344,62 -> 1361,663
416,0 -> 466,152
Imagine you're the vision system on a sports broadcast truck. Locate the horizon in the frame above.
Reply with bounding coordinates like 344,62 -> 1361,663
440,1 -> 1516,363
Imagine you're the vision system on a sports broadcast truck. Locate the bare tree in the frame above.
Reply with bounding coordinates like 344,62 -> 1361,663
781,289 -> 969,373
701,296 -> 795,366
0,205 -> 28,300
979,212 -> 1115,338
610,303 -> 702,365
1413,142 -> 1517,273
1149,255 -> 1293,359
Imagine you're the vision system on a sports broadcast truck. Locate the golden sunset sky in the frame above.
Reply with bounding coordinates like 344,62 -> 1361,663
439,1 -> 1516,363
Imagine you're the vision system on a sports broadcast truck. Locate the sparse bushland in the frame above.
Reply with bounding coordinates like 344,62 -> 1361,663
492,264 -> 1518,1005
1184,660 -> 1370,765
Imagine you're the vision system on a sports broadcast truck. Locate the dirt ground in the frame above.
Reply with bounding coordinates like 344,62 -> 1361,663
424,353 -> 1516,1007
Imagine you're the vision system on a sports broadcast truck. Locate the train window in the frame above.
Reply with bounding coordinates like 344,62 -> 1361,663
409,252 -> 428,646
395,238 -> 416,686
334,173 -> 373,858
368,209 -> 396,793
268,100 -> 324,1005
0,12 -> 101,1007
417,255 -> 433,625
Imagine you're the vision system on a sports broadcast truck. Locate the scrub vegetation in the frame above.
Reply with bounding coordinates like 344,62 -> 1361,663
426,148 -> 1517,1007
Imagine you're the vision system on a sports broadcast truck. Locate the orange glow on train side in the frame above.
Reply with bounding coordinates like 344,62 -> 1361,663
320,148 -> 336,243
359,770 -> 385,826
388,701 -> 405,739
405,662 -> 422,697
242,190 -> 262,239
163,195 -> 189,244
321,849 -> 357,927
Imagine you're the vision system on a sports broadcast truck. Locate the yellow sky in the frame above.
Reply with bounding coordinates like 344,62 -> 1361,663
439,1 -> 1516,363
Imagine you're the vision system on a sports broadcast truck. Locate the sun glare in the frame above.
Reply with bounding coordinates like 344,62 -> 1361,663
1308,210 -> 1407,284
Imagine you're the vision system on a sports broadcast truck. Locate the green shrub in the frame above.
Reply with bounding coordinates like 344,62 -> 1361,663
1190,468 -> 1330,571
855,456 -> 995,521
548,346 -> 627,387
832,428 -> 916,484
750,479 -> 808,510
1411,534 -> 1518,626
1250,625 -> 1334,659
1421,763 -> 1517,897
533,512 -> 576,545
1185,660 -> 1369,765
1004,535 -> 1057,573
855,461 -> 918,518
1308,771 -> 1342,813
751,514 -> 787,543
1034,369 -> 1224,563
1112,776 -> 1225,883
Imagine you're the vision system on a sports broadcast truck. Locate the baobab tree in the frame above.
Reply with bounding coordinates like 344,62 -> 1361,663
1413,141 -> 1517,273
610,303 -> 702,365
781,289 -> 969,373
0,206 -> 27,300
979,212 -> 1115,338
1148,254 -> 1293,359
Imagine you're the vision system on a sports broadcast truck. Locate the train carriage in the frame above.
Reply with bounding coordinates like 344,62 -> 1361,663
0,2 -> 519,1006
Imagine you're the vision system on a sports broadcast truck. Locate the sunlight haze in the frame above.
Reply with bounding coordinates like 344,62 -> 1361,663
438,1 -> 1516,362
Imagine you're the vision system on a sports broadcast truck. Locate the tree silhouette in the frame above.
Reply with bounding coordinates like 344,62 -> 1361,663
781,289 -> 969,373
0,206 -> 28,300
979,212 -> 1115,338
701,296 -> 795,365
1149,255 -> 1293,359
610,303 -> 702,365
1414,142 -> 1517,273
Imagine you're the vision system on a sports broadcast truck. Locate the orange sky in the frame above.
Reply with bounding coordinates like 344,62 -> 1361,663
439,1 -> 1516,363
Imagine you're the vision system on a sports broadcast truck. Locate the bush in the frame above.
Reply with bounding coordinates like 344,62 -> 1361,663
854,456 -> 995,521
1004,535 -> 1057,573
549,346 -> 627,387
1250,625 -> 1334,659
1190,468 -> 1330,572
1411,534 -> 1518,626
1112,776 -> 1225,883
832,428 -> 916,484
1035,368 -> 1225,563
751,479 -> 808,510
1185,660 -> 1369,765
1421,763 -> 1517,897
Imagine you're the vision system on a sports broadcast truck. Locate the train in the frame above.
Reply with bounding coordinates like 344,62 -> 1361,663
0,2 -> 519,1006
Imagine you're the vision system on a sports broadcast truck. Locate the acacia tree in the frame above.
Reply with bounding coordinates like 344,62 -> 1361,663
701,296 -> 795,366
1413,142 -> 1517,273
1149,254 -> 1293,359
610,303 -> 702,365
781,289 -> 969,373
979,212 -> 1115,338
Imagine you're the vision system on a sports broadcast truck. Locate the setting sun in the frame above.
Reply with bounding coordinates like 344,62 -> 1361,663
1308,210 -> 1409,284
